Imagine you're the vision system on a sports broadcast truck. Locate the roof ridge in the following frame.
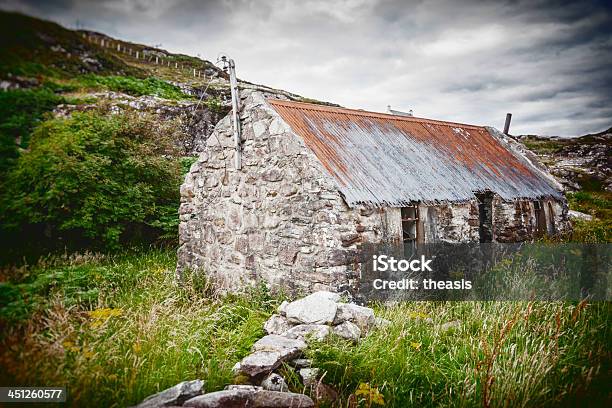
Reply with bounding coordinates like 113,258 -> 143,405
266,98 -> 486,130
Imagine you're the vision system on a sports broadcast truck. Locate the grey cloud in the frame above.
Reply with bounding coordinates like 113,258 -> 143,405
0,0 -> 610,136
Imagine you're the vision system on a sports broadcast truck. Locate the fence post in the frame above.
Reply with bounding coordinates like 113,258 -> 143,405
193,68 -> 196,77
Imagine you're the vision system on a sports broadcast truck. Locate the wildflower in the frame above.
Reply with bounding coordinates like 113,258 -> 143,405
356,382 -> 385,406
62,341 -> 80,353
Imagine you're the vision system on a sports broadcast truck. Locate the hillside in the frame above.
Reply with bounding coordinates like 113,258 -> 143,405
516,127 -> 612,193
0,11 -> 311,158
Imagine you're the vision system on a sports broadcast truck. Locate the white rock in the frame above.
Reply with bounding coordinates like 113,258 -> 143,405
235,351 -> 285,377
263,314 -> 293,335
135,379 -> 204,407
343,304 -> 376,333
252,334 -> 307,353
568,210 -> 593,221
290,358 -> 312,368
261,373 -> 289,392
283,324 -> 331,342
278,301 -> 289,316
311,291 -> 341,302
252,121 -> 268,138
285,293 -> 338,325
299,368 -> 320,387
333,321 -> 361,341
184,388 -> 314,408
269,117 -> 289,135
332,303 -> 354,325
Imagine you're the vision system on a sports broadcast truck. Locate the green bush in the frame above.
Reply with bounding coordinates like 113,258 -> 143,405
0,109 -> 182,250
0,87 -> 64,177
77,75 -> 190,100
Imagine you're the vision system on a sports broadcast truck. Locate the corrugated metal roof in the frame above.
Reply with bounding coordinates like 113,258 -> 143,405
267,99 -> 563,207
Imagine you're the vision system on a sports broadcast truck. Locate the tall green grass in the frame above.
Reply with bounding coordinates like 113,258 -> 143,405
0,249 -> 276,407
308,301 -> 611,407
1,250 -> 610,407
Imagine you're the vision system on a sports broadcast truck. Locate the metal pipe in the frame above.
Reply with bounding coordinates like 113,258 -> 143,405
224,56 -> 241,170
503,113 -> 512,135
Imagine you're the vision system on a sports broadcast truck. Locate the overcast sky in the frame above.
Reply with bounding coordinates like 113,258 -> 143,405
2,0 -> 611,136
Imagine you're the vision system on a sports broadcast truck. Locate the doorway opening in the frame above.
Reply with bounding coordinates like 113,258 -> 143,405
475,192 -> 494,243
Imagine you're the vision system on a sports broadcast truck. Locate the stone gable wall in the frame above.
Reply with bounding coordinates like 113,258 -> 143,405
177,91 -> 401,293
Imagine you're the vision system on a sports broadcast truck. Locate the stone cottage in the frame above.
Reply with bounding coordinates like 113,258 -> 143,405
177,90 -> 569,293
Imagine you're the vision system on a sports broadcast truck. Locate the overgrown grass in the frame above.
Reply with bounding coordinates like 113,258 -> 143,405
566,191 -> 612,243
308,301 -> 611,407
1,249 -> 610,407
0,249 -> 276,407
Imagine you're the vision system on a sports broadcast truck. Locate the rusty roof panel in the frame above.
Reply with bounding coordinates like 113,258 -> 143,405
267,99 -> 563,207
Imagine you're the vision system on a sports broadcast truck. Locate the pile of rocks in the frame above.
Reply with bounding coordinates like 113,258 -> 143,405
134,291 -> 389,408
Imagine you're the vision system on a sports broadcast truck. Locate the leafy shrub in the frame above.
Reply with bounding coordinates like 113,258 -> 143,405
78,75 -> 190,100
0,109 -> 182,251
0,87 -> 64,177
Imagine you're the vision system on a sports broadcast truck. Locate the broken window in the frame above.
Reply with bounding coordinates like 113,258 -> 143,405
401,206 -> 418,244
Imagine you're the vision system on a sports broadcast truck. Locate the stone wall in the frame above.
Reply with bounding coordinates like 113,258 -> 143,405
177,91 -> 401,294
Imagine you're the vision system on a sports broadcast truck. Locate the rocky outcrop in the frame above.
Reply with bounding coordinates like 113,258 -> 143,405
517,128 -> 611,192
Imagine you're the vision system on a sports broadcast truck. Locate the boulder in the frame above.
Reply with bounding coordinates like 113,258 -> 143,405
285,292 -> 338,325
261,373 -> 289,392
278,301 -> 289,316
568,210 -> 593,221
283,324 -> 331,342
290,358 -> 312,368
184,389 -> 314,408
183,389 -> 250,408
332,303 -> 354,325
235,335 -> 306,377
251,390 -> 315,408
346,304 -> 376,332
233,351 -> 284,377
252,334 -> 307,353
135,379 -> 204,408
263,314 -> 293,335
333,321 -> 361,341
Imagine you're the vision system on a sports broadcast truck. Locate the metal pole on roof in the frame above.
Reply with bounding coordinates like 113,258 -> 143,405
503,113 -> 512,135
218,54 -> 241,170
